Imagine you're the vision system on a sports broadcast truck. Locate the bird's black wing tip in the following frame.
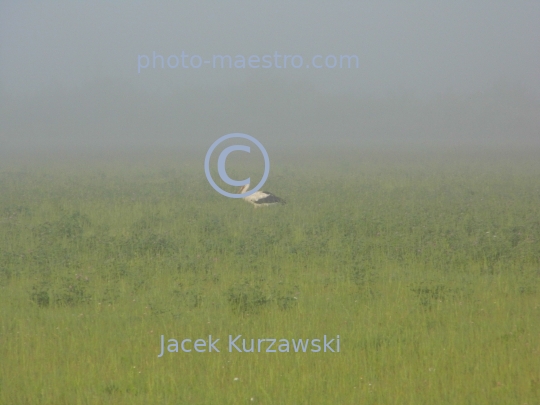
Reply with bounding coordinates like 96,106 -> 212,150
255,194 -> 286,205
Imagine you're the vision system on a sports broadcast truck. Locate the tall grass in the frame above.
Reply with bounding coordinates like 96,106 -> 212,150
0,149 -> 539,404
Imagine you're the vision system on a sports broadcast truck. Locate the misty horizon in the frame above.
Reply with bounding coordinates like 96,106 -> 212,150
1,2 -> 539,154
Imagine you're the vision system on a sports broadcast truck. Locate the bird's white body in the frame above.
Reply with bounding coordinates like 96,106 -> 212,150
238,184 -> 285,207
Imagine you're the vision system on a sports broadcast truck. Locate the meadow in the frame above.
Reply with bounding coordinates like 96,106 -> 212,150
0,147 -> 539,404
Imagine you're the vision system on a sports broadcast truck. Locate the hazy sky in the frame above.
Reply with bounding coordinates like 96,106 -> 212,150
1,1 -> 539,98
1,1 -> 539,153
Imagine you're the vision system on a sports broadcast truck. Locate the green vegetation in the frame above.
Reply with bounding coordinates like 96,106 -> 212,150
1,149 -> 539,404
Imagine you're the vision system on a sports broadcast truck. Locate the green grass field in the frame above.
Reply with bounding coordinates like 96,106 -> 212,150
1,148 -> 539,404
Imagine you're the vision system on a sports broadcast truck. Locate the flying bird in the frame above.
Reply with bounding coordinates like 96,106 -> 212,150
237,184 -> 286,207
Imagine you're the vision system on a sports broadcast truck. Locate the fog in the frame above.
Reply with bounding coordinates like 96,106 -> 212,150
1,1 -> 539,155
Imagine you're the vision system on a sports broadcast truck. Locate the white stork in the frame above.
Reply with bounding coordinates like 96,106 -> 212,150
238,184 -> 286,207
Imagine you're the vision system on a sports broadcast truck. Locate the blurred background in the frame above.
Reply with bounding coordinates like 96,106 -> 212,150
1,1 -> 539,156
